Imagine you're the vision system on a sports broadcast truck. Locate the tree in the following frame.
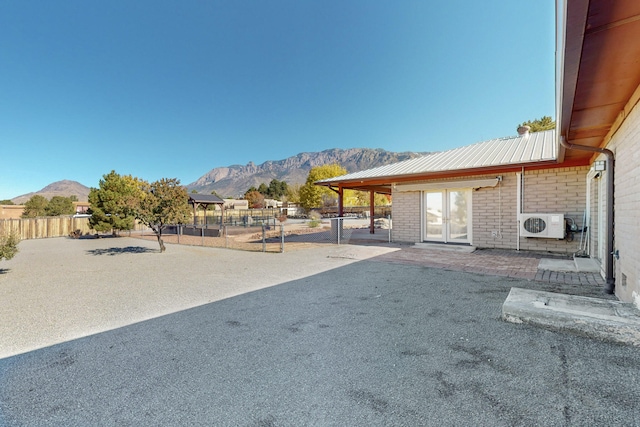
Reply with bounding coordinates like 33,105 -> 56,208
519,116 -> 555,133
22,195 -> 48,218
257,183 -> 269,195
0,230 -> 19,262
267,179 -> 288,199
45,196 -> 75,216
136,178 -> 191,253
88,171 -> 143,234
299,163 -> 347,209
0,200 -> 14,205
343,190 -> 390,207
286,184 -> 301,204
244,190 -> 265,209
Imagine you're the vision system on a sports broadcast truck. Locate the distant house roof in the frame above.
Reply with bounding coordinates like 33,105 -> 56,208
316,129 -> 558,192
188,194 -> 224,204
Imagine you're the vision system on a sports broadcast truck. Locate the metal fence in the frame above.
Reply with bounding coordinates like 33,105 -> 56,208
1,213 -> 392,253
137,216 -> 392,253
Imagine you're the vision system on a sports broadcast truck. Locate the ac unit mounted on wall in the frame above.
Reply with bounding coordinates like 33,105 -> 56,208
519,213 -> 565,238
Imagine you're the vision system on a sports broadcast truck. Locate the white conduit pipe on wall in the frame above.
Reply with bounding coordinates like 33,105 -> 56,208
516,170 -> 522,251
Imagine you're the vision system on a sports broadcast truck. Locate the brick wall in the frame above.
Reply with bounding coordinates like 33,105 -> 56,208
391,191 -> 421,242
390,167 -> 589,254
516,167 -> 588,253
472,174 -> 517,249
605,98 -> 640,305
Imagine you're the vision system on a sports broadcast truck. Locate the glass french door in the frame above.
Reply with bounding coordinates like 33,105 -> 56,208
423,189 -> 471,243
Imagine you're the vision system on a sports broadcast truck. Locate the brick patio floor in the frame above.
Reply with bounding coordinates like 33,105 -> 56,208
373,246 -> 606,287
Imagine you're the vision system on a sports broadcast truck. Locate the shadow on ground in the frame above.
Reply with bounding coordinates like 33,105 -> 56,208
1,260 -> 639,426
0,269 -> 9,275
86,246 -> 156,256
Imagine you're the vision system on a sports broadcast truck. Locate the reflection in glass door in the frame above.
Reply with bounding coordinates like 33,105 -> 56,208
425,192 -> 444,241
423,190 -> 470,243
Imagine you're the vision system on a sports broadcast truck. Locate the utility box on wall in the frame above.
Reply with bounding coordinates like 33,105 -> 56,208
519,213 -> 565,238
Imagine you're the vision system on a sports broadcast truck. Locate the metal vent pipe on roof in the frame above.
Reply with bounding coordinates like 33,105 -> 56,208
517,125 -> 531,136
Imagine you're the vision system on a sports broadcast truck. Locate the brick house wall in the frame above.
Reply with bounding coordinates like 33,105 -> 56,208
391,166 -> 589,255
604,97 -> 640,305
391,191 -> 421,242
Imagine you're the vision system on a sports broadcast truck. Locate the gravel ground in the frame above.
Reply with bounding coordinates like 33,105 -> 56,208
1,237 -> 639,426
0,236 -> 398,358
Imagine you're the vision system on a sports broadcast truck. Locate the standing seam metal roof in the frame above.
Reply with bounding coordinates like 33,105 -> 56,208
317,129 -> 557,183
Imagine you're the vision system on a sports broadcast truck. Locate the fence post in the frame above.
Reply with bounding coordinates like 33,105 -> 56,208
388,214 -> 392,243
280,223 -> 284,253
337,218 -> 341,245
201,226 -> 204,246
262,224 -> 266,252
177,224 -> 180,244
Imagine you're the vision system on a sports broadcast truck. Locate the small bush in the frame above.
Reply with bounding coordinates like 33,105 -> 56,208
307,211 -> 321,228
0,231 -> 19,261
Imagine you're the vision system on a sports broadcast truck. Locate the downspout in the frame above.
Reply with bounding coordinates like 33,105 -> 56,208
560,135 -> 615,294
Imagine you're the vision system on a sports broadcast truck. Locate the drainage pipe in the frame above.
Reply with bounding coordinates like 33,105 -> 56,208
560,136 -> 615,294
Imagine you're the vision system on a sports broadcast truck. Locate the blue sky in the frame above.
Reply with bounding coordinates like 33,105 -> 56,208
0,1 -> 555,200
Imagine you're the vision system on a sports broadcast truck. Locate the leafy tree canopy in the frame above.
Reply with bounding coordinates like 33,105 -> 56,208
0,200 -> 15,205
344,190 -> 390,207
45,196 -> 75,216
518,116 -> 555,133
299,163 -> 347,209
244,190 -> 265,209
136,178 -> 191,252
266,179 -> 288,200
88,171 -> 143,234
22,195 -> 49,218
286,184 -> 301,204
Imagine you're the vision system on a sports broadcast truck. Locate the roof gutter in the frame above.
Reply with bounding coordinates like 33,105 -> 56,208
560,135 -> 615,294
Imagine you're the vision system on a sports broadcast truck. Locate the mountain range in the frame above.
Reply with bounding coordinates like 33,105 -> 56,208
10,148 -> 428,203
187,148 -> 427,197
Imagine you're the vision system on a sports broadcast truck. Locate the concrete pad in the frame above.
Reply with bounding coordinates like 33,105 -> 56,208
574,256 -> 601,273
413,242 -> 476,253
538,258 -> 576,272
502,287 -> 640,346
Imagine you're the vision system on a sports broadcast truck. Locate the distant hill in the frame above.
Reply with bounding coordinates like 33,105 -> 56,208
11,180 -> 90,204
187,148 -> 429,197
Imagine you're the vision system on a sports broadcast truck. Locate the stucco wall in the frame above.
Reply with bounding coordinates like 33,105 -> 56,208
391,167 -> 589,255
605,96 -> 640,305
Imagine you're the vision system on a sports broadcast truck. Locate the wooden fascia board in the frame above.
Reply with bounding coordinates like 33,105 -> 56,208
560,0 -> 590,140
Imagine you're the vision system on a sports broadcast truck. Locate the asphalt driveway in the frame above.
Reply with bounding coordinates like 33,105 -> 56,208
1,238 -> 639,426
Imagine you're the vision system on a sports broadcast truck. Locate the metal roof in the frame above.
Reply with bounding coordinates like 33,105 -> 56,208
188,194 -> 224,204
317,129 -> 557,184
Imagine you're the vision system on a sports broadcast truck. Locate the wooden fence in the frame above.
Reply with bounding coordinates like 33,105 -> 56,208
0,216 -> 92,240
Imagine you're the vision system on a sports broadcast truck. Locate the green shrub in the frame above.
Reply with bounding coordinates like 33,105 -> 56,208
307,211 -> 321,228
0,231 -> 19,261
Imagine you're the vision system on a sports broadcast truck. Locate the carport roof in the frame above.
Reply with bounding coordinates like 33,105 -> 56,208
188,194 -> 224,204
316,129 -> 558,192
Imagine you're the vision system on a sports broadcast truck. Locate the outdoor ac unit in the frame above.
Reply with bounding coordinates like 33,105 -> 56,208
519,213 -> 565,238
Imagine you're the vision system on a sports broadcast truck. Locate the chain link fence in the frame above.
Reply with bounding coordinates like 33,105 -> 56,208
132,216 -> 392,253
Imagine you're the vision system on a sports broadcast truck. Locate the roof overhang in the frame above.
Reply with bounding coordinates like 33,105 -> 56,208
316,159 -> 564,194
557,0 -> 640,159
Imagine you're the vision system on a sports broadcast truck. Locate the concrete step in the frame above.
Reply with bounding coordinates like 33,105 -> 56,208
413,243 -> 476,253
502,287 -> 640,346
538,256 -> 601,273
